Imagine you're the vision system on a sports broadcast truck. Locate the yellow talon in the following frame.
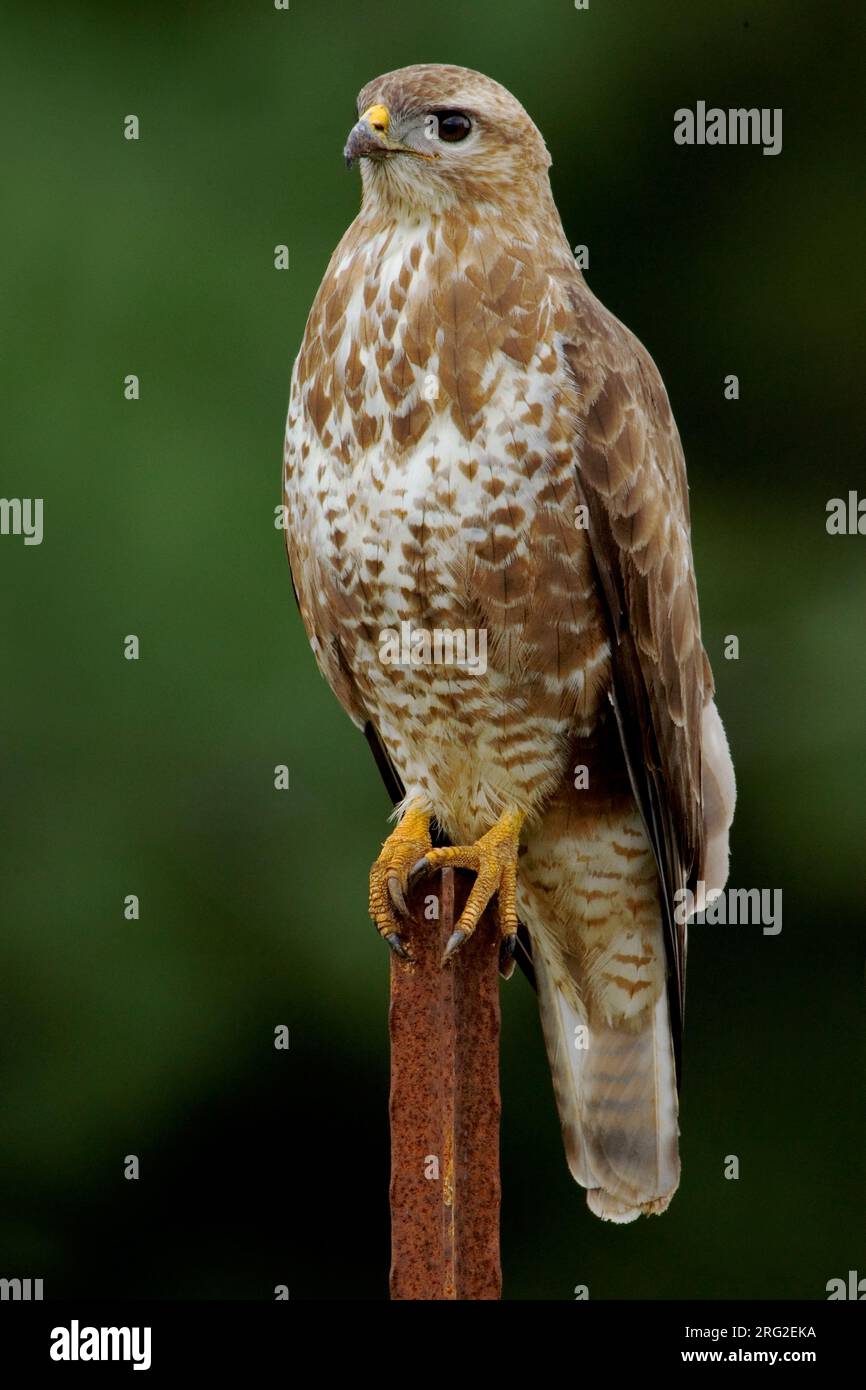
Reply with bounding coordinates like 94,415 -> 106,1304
414,808 -> 525,962
368,801 -> 432,952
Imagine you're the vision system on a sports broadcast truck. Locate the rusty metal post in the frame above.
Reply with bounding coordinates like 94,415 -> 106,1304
389,867 -> 502,1300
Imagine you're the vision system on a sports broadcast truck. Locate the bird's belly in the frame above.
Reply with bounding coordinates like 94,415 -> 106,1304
340,442 -> 610,838
293,355 -> 611,839
374,657 -> 571,842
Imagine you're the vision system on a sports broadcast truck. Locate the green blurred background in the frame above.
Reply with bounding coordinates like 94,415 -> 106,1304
0,0 -> 862,1300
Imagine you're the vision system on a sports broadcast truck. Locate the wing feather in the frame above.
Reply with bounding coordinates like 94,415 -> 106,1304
562,286 -> 711,1081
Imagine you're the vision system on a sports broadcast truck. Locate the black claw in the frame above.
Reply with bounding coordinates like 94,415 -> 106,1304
387,873 -> 408,917
408,856 -> 432,891
385,932 -> 413,961
498,934 -> 517,980
441,928 -> 468,965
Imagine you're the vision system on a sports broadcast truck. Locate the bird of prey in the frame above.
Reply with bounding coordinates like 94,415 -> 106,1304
283,64 -> 735,1222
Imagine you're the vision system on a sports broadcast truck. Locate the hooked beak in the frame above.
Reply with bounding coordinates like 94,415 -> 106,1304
344,119 -> 386,168
343,102 -> 438,169
344,103 -> 394,168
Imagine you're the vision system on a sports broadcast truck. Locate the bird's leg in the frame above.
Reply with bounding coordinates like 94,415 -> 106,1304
411,808 -> 525,967
368,800 -> 433,959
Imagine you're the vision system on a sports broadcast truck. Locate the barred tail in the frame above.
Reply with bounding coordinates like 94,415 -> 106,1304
533,937 -> 680,1223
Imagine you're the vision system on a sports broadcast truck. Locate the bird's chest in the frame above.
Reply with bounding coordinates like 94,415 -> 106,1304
300,246 -> 572,612
314,364 -> 575,654
287,222 -> 610,746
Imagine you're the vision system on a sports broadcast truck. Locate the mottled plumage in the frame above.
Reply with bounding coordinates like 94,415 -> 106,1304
284,64 -> 735,1221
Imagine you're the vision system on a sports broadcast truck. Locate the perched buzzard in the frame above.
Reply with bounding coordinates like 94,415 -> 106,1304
284,64 -> 735,1222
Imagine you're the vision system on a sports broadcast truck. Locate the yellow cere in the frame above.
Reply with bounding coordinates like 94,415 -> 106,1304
361,104 -> 390,133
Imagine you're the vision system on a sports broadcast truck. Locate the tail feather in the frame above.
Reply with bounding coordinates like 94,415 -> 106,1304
533,938 -> 680,1222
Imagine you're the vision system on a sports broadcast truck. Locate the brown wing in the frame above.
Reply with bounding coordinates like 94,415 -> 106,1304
563,285 -> 711,1082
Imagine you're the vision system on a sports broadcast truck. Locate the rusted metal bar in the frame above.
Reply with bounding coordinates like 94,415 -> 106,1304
389,867 -> 502,1300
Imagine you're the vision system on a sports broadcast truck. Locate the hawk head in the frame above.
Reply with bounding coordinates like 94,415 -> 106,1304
344,64 -> 551,214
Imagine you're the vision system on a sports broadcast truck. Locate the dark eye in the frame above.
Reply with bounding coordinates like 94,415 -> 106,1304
436,111 -> 472,143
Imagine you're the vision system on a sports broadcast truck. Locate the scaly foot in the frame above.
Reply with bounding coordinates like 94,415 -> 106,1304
410,808 -> 525,967
368,802 -> 432,959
